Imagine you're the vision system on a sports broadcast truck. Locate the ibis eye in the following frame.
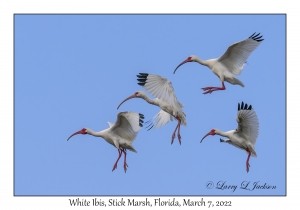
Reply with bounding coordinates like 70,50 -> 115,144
81,128 -> 87,134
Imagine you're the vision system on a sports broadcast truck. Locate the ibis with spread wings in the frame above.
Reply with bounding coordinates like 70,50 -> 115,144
117,73 -> 186,145
201,102 -> 259,173
174,33 -> 264,94
67,111 -> 144,173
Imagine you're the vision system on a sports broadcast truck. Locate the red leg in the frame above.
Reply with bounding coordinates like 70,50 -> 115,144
171,118 -> 180,144
246,148 -> 251,173
202,82 -> 226,94
122,148 -> 128,173
112,148 -> 122,172
177,118 -> 182,145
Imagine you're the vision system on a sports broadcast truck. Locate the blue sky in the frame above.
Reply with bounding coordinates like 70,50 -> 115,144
14,14 -> 285,196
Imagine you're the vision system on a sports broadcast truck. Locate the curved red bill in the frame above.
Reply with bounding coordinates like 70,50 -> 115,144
200,129 -> 216,143
67,128 -> 86,141
117,94 -> 136,109
173,57 -> 193,74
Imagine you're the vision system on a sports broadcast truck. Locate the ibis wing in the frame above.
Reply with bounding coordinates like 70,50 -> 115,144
107,122 -> 114,128
145,109 -> 174,130
236,103 -> 259,145
218,33 -> 263,75
110,112 -> 143,143
137,73 -> 183,109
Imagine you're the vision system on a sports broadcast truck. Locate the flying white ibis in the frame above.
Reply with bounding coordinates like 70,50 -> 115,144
173,33 -> 264,94
117,73 -> 186,145
67,112 -> 144,173
201,102 -> 259,173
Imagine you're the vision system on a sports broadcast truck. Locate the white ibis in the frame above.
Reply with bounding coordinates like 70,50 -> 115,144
67,112 -> 144,173
174,33 -> 264,94
201,102 -> 259,173
117,73 -> 186,145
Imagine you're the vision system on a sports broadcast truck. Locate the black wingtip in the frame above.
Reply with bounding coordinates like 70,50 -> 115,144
137,74 -> 148,78
239,101 -> 253,110
145,119 -> 152,124
220,138 -> 225,142
137,78 -> 147,83
139,113 -> 145,127
249,32 -> 256,38
146,124 -> 154,131
138,73 -> 149,76
144,119 -> 155,131
249,32 -> 264,42
137,73 -> 148,85
140,113 -> 144,126
137,73 -> 147,86
252,33 -> 260,38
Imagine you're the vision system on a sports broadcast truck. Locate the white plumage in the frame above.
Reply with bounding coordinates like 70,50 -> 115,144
201,101 -> 259,173
110,112 -> 142,144
117,73 -> 186,145
236,103 -> 259,146
67,111 -> 144,173
174,33 -> 264,94
143,74 -> 184,110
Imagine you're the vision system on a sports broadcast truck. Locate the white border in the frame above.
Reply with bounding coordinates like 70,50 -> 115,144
1,0 -> 293,209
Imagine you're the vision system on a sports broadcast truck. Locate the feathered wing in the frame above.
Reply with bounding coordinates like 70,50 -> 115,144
236,102 -> 259,145
137,73 -> 184,109
107,122 -> 114,128
145,109 -> 174,130
110,112 -> 144,144
218,33 -> 264,75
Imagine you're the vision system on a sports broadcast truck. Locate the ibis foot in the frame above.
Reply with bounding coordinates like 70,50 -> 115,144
124,163 -> 128,173
201,86 -> 215,91
246,162 -> 250,173
203,89 -> 213,94
177,134 -> 181,145
112,164 -> 118,172
171,133 -> 176,144
202,82 -> 226,94
202,87 -> 223,94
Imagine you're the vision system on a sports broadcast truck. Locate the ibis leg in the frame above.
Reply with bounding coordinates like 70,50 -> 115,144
122,148 -> 128,173
171,119 -> 180,145
112,148 -> 122,172
246,148 -> 251,173
202,82 -> 226,94
177,118 -> 182,145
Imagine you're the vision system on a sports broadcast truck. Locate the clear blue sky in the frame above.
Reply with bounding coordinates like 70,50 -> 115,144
15,14 -> 285,196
